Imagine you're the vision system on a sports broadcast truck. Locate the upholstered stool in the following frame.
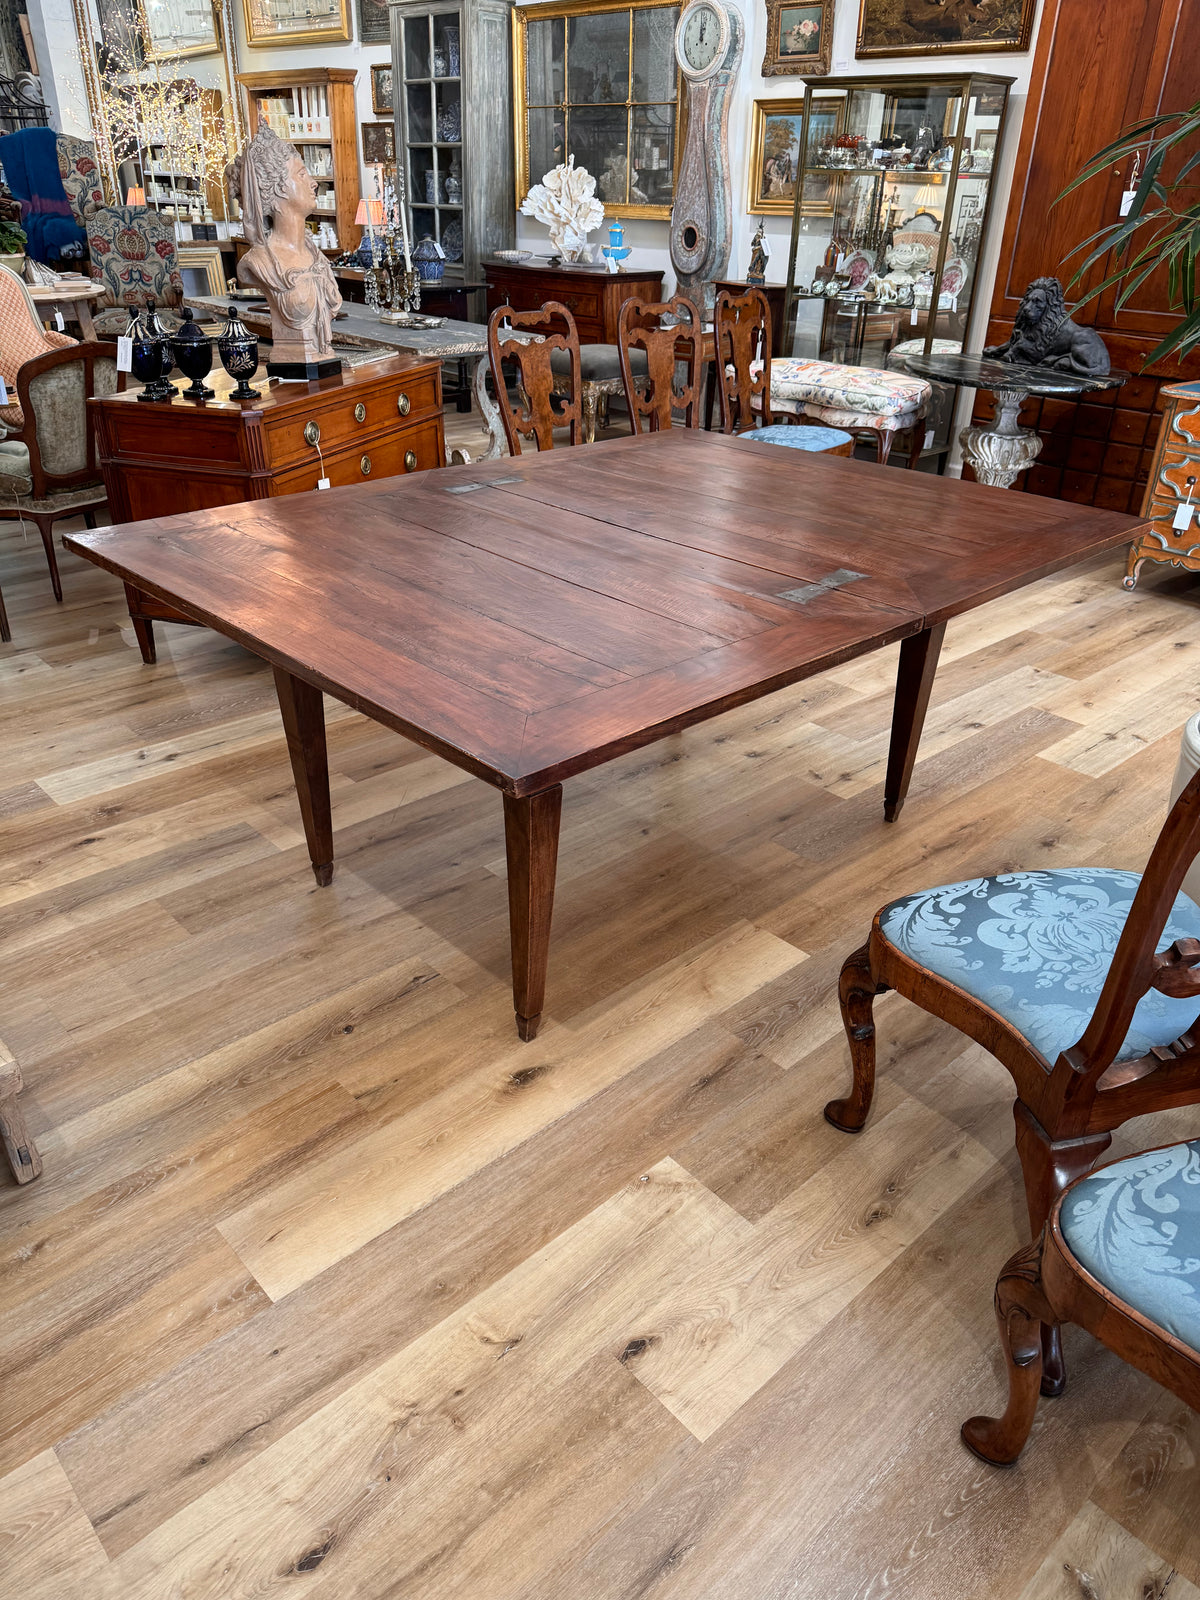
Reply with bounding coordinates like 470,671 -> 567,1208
744,424 -> 853,456
550,344 -> 648,443
879,867 -> 1200,1065
757,357 -> 931,466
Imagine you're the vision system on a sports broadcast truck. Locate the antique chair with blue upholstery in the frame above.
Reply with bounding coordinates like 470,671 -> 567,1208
715,287 -> 853,458
85,205 -> 185,338
828,763 -> 1200,1395
963,1140 -> 1200,1464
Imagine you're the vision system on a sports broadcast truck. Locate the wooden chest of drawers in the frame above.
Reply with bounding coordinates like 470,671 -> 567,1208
1125,379 -> 1200,588
485,260 -> 665,344
91,353 -> 445,660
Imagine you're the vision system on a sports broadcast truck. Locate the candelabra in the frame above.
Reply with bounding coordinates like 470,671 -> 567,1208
375,161 -> 423,324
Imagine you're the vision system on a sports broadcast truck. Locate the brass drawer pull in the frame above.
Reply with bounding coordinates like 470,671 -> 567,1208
354,402 -> 367,423
360,454 -> 372,475
304,420 -> 320,445
397,392 -> 411,416
404,450 -> 418,472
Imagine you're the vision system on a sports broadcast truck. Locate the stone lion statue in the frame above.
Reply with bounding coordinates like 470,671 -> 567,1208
984,276 -> 1111,377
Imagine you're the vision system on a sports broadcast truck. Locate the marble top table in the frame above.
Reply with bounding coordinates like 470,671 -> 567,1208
188,295 -> 510,458
902,351 -> 1128,489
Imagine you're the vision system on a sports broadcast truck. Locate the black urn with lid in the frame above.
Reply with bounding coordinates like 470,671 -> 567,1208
216,309 -> 260,401
129,304 -> 176,403
170,306 -> 215,399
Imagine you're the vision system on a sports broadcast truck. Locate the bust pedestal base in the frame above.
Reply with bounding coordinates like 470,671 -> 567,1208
266,356 -> 343,381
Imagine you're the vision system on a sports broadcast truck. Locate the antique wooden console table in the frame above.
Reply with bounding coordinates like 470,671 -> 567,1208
67,429 -> 1146,1040
485,259 -> 664,344
91,354 -> 444,662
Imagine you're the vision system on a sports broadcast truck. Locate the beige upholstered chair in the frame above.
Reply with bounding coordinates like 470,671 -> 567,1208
0,263 -> 76,436
0,342 -> 115,614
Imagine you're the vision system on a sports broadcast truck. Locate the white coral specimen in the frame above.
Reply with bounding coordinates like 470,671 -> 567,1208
520,156 -> 605,260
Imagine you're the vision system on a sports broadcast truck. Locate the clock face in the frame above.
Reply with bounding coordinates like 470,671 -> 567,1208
680,3 -> 724,73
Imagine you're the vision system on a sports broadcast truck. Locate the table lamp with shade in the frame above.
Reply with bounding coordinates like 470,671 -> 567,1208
126,185 -> 146,207
355,197 -> 384,258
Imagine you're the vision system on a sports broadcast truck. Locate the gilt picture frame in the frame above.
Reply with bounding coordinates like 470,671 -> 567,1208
855,0 -> 1036,58
747,95 -> 840,216
761,0 -> 832,78
242,0 -> 350,47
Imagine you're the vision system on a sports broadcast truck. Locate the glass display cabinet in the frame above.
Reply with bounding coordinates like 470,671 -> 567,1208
781,72 -> 1014,453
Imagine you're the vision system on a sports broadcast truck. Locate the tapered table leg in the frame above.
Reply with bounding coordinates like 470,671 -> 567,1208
884,620 -> 946,823
273,665 -> 334,886
503,785 -> 563,1041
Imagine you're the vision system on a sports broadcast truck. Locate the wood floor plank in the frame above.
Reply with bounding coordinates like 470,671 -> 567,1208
2,500 -> 1195,1599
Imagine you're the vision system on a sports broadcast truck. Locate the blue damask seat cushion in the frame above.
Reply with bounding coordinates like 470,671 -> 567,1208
879,869 -> 1200,1066
1059,1141 -> 1200,1350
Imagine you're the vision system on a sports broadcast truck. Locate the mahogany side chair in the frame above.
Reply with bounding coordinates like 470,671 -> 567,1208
617,293 -> 704,433
715,286 -> 773,435
828,763 -> 1200,1393
486,301 -> 583,455
964,1139 -> 1200,1465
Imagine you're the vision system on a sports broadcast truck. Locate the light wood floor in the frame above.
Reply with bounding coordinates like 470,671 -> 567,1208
3,420 -> 1200,1599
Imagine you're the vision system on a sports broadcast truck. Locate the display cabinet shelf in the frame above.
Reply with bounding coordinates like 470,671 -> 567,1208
390,0 -> 517,281
236,67 -> 362,252
782,71 -> 1014,456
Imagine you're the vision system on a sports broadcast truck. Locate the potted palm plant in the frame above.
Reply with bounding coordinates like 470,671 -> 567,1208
1060,101 -> 1200,367
0,217 -> 27,277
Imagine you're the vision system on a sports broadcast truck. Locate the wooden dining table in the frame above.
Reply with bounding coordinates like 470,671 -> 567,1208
65,429 -> 1147,1040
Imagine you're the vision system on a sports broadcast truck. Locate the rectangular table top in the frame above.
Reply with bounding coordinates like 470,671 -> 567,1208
188,294 -> 490,359
66,430 -> 1146,796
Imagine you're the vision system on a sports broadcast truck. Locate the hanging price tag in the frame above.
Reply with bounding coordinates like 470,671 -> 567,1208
116,337 -> 133,373
1174,478 -> 1196,530
0,375 -> 8,406
54,310 -> 65,331
924,429 -> 934,450
910,307 -> 918,325
317,476 -> 331,491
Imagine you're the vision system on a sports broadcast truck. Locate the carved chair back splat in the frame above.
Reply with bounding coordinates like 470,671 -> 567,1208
829,761 -> 1200,1395
617,294 -> 703,434
715,287 -> 773,435
486,301 -> 582,455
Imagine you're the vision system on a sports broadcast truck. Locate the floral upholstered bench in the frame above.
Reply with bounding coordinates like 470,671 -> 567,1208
755,357 -> 932,466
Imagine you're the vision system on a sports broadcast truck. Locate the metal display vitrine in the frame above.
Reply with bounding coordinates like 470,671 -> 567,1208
780,72 -> 1013,453
389,0 -> 517,280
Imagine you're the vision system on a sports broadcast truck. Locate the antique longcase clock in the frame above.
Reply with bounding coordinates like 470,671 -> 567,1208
670,0 -> 743,307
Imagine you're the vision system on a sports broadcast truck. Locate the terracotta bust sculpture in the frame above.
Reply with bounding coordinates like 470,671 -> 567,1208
225,121 -> 342,379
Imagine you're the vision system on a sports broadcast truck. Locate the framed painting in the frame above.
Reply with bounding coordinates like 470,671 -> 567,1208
361,120 -> 395,166
855,0 -> 1036,57
143,0 -> 221,59
356,0 -> 391,42
177,243 -> 225,297
242,0 -> 350,46
746,95 -> 840,216
761,0 -> 833,77
371,63 -> 394,115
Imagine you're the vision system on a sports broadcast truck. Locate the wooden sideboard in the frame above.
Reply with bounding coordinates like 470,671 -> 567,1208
485,260 -> 665,344
92,354 -> 444,662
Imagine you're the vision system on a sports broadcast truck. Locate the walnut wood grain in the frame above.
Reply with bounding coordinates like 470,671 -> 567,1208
618,295 -> 703,434
715,287 -> 773,435
486,301 -> 582,455
65,429 -> 1147,1035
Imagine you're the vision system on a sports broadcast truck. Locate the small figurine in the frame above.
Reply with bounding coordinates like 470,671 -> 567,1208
984,276 -> 1112,377
746,218 -> 769,286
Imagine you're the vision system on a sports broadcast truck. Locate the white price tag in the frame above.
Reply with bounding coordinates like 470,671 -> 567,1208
116,336 -> 133,373
0,375 -> 7,406
910,307 -> 918,325
54,310 -> 65,331
317,476 -> 331,491
1173,501 -> 1194,531
924,429 -> 934,450
606,254 -> 618,274
1120,188 -> 1136,217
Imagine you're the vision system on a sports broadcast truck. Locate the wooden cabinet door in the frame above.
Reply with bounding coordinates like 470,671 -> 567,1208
991,0 -> 1198,333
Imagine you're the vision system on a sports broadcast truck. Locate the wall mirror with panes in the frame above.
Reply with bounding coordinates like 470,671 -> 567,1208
781,72 -> 1013,453
512,0 -> 682,219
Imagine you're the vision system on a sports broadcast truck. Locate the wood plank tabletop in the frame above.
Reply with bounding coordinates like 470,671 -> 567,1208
65,429 -> 1146,798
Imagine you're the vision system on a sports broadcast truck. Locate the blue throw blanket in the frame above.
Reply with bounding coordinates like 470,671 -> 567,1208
0,128 -> 86,263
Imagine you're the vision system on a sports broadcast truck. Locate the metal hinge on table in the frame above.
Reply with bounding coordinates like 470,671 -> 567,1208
776,569 -> 867,605
444,477 -> 524,494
